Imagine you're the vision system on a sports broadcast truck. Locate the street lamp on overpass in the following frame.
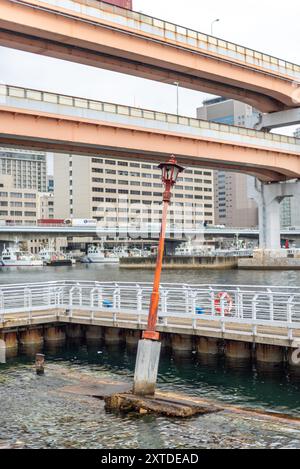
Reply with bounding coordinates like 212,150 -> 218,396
211,18 -> 220,36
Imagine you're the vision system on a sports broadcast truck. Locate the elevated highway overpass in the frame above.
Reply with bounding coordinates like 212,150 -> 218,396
0,0 -> 299,113
0,84 -> 299,182
0,224 -> 300,242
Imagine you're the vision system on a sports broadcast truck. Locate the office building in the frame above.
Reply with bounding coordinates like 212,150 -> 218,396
54,154 -> 215,230
0,147 -> 47,192
0,174 -> 38,225
197,98 -> 259,228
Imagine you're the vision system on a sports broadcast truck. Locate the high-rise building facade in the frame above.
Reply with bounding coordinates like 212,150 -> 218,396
197,98 -> 259,228
0,147 -> 47,193
54,154 -> 215,230
0,174 -> 38,225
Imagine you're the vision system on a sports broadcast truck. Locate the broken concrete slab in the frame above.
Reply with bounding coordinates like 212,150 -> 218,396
105,392 -> 222,418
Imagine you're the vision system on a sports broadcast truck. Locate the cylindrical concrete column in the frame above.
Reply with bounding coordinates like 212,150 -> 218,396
287,348 -> 300,368
86,326 -> 104,341
66,324 -> 84,340
2,332 -> 18,349
44,326 -> 66,343
160,333 -> 171,350
255,344 -> 284,364
171,334 -> 193,354
196,337 -> 219,356
225,340 -> 252,360
19,328 -> 44,347
104,327 -> 123,344
125,330 -> 141,347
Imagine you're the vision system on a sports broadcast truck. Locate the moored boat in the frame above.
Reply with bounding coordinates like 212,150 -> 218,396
0,246 -> 44,267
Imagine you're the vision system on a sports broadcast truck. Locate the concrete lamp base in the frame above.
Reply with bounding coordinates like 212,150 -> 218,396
133,339 -> 162,396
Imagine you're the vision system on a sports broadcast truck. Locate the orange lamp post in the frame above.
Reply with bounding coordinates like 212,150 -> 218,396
143,156 -> 184,342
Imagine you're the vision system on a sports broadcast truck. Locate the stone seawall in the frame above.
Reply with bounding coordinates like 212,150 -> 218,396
239,249 -> 300,270
120,256 -> 238,269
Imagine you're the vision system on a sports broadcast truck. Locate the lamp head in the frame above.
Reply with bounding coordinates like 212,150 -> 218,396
158,156 -> 184,186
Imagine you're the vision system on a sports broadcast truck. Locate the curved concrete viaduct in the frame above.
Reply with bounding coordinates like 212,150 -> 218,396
0,85 -> 299,182
0,0 -> 299,112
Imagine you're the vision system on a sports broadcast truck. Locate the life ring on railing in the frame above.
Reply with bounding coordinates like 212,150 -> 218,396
214,292 -> 233,315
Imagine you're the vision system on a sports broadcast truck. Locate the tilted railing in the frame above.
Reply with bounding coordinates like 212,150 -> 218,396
0,281 -> 300,340
15,0 -> 300,79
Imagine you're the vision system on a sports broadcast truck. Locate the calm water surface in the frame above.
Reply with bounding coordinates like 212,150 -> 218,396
1,342 -> 300,449
0,265 -> 300,448
0,263 -> 300,286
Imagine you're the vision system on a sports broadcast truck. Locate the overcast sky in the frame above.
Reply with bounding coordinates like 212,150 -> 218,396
0,0 -> 299,142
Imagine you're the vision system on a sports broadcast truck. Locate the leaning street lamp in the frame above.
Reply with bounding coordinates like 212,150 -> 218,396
133,156 -> 184,396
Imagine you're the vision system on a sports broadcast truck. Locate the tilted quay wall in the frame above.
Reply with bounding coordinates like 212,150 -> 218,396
0,281 -> 300,366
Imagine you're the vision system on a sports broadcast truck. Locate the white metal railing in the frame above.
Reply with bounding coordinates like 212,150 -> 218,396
0,281 -> 300,340
0,84 -> 299,150
15,0 -> 300,80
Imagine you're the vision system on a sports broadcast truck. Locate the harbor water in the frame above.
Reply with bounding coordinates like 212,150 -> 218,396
1,264 -> 300,449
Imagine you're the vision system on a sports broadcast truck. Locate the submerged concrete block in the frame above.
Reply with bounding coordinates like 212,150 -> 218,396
133,339 -> 161,396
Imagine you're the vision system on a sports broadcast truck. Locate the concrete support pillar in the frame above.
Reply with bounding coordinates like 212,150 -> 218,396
171,334 -> 193,354
160,333 -> 171,350
125,330 -> 141,347
44,326 -> 66,343
0,339 -> 6,363
248,178 -> 300,250
225,340 -> 252,360
2,332 -> 18,349
255,344 -> 284,364
288,348 -> 300,367
86,326 -> 104,342
104,327 -> 123,344
133,339 -> 161,396
19,329 -> 44,347
66,324 -> 84,340
196,337 -> 219,355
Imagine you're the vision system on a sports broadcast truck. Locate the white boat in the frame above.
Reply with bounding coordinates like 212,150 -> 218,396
39,248 -> 74,266
0,246 -> 43,267
81,245 -> 119,264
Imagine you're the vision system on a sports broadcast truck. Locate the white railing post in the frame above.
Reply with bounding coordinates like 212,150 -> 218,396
267,288 -> 274,321
252,294 -> 258,337
209,287 -> 215,316
236,288 -> 242,319
161,289 -> 168,326
98,288 -> 103,309
24,288 -> 32,321
113,284 -> 120,310
0,291 -> 4,323
220,293 -> 226,334
136,285 -> 142,315
287,296 -> 294,341
183,286 -> 189,314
